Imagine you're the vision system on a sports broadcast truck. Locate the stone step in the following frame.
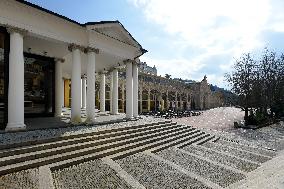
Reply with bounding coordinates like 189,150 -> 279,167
0,122 -> 177,158
49,128 -> 201,171
108,129 -> 204,160
0,124 -> 189,167
0,120 -> 172,150
149,132 -> 211,153
0,125 -> 196,175
174,134 -> 215,149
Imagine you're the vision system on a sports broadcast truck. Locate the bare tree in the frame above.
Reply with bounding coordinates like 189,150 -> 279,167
226,48 -> 284,126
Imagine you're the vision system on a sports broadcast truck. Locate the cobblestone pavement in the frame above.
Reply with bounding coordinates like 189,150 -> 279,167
116,153 -> 211,189
52,159 -> 131,189
0,168 -> 39,189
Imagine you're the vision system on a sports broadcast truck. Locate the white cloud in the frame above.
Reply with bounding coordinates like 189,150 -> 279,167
129,0 -> 284,87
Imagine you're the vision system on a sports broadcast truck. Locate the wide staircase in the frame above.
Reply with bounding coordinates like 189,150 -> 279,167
0,120 -> 214,176
0,120 -> 280,189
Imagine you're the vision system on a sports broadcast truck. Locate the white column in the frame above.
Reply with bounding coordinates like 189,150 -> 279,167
55,58 -> 64,117
100,73 -> 105,112
81,76 -> 86,109
110,73 -> 113,114
70,46 -> 82,123
6,29 -> 26,131
126,62 -> 133,118
62,79 -> 64,107
175,91 -> 178,110
111,68 -> 118,115
133,63 -> 139,118
86,50 -> 97,122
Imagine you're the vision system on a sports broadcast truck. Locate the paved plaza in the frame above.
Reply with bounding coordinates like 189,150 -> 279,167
173,107 -> 244,131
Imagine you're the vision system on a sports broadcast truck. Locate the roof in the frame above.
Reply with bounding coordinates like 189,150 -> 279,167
15,0 -> 147,53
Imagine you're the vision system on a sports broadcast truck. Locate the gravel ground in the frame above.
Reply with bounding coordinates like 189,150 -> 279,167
0,168 -> 39,189
0,116 -> 166,146
215,139 -> 276,157
182,145 -> 259,172
52,159 -> 131,189
202,142 -> 271,163
156,148 -> 245,187
116,153 -> 211,189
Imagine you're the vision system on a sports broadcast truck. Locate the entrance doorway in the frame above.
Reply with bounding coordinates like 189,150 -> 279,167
24,53 -> 55,117
0,27 -> 8,130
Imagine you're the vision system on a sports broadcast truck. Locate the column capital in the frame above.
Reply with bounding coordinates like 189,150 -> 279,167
123,59 -> 135,64
6,26 -> 28,36
98,70 -> 108,75
84,46 -> 99,54
68,43 -> 85,52
109,67 -> 119,72
54,58 -> 65,63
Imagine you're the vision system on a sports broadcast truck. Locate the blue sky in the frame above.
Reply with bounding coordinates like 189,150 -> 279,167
27,0 -> 284,88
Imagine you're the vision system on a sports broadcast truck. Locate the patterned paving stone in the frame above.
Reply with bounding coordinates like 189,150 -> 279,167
0,168 -> 39,189
215,139 -> 276,157
52,159 -> 131,189
117,153 -> 211,189
202,142 -> 271,163
156,148 -> 246,187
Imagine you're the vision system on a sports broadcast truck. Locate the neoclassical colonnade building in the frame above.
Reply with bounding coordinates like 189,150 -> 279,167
0,0 -> 146,131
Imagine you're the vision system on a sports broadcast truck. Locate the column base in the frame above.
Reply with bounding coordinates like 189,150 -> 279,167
54,113 -> 63,117
85,117 -> 96,124
71,116 -> 82,125
110,112 -> 119,115
5,122 -> 26,132
126,115 -> 134,119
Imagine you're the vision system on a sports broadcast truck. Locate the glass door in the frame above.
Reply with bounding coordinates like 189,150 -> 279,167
0,28 -> 8,130
24,53 -> 55,117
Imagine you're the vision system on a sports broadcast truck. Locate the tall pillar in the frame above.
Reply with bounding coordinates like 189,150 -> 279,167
166,90 -> 169,110
147,88 -> 151,111
186,93 -> 189,110
100,73 -> 105,112
175,91 -> 178,111
110,73 -> 113,114
121,83 -> 125,113
180,95 -> 183,110
139,87 -> 143,113
133,62 -> 139,118
126,61 -> 133,118
55,58 -> 64,117
6,28 -> 26,131
81,76 -> 86,109
69,44 -> 82,123
86,48 -> 98,122
111,68 -> 118,115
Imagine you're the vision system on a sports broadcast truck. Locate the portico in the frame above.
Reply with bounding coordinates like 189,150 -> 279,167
0,0 -> 146,131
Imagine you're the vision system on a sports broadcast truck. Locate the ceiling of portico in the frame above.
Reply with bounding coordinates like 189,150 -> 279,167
62,50 -> 125,79
23,35 -> 126,79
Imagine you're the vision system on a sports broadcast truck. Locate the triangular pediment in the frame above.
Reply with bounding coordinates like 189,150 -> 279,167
85,21 -> 141,48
